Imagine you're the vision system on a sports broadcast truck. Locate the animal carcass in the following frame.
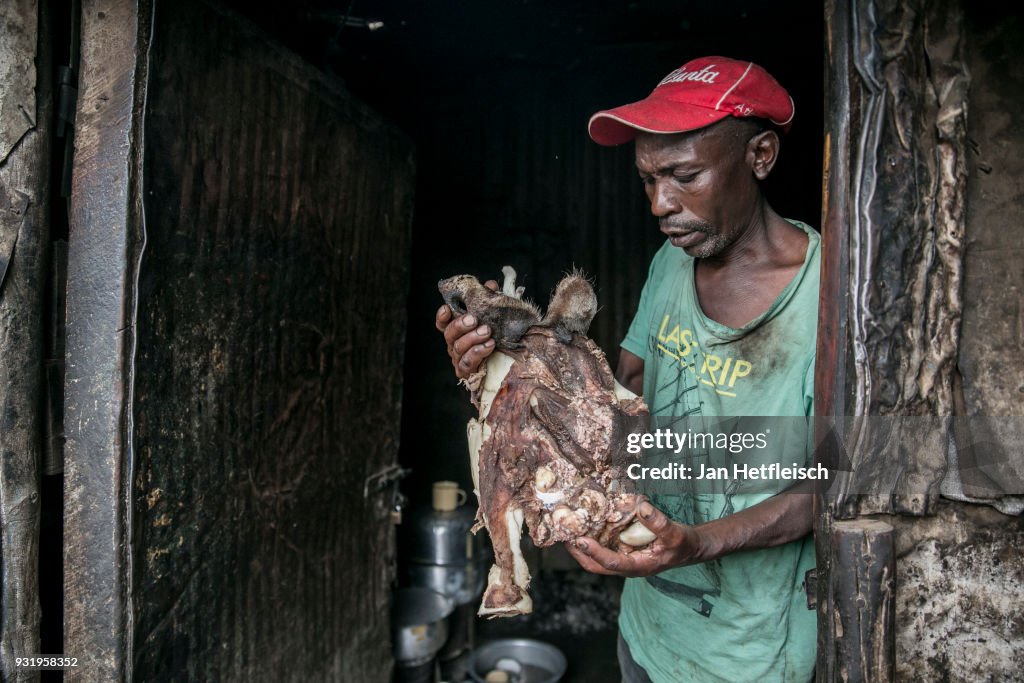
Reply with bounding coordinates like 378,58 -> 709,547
438,267 -> 654,617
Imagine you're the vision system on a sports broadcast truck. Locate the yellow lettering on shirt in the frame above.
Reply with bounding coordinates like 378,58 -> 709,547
719,357 -> 733,384
657,316 -> 697,357
729,360 -> 752,387
679,329 -> 695,356
700,353 -> 721,377
654,322 -> 753,398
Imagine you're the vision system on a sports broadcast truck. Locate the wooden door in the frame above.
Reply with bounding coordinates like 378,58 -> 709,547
64,1 -> 414,680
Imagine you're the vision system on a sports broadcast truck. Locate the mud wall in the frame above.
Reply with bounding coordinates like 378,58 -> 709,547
891,502 -> 1024,680
888,8 -> 1024,681
817,2 -> 1023,679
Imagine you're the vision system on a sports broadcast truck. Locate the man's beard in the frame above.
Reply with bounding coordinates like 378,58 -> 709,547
661,219 -> 731,258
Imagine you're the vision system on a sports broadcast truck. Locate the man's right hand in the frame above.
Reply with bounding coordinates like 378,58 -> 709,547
435,280 -> 498,379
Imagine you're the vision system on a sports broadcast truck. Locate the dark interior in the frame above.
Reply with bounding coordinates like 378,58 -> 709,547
214,4 -> 824,672
220,5 -> 824,677
224,0 -> 825,507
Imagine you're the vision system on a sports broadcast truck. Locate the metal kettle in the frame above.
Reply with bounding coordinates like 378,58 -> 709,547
404,481 -> 489,605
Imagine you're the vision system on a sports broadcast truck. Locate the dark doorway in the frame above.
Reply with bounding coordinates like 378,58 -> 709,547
226,3 -> 824,680
224,0 -> 826,505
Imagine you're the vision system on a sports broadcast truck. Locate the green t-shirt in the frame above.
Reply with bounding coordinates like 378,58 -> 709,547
619,220 -> 820,683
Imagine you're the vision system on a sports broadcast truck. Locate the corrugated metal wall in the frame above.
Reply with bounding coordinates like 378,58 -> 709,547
130,2 -> 414,680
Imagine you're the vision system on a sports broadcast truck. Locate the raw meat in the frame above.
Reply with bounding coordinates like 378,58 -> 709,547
439,269 -> 653,617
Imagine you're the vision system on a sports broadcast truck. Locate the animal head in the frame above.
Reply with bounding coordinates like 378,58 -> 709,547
437,274 -> 486,316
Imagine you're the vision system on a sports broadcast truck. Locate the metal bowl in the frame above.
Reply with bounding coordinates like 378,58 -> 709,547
469,638 -> 567,683
392,587 -> 456,666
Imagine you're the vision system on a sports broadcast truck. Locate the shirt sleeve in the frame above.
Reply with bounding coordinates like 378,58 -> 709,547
621,242 -> 670,361
803,354 -> 816,418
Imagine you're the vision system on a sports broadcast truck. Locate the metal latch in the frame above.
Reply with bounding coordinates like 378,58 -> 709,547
804,568 -> 817,610
364,464 -> 410,524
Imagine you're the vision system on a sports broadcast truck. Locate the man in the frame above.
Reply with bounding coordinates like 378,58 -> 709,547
436,56 -> 818,682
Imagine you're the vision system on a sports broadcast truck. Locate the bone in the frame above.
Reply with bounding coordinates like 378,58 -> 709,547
501,265 -> 525,299
618,521 -> 658,547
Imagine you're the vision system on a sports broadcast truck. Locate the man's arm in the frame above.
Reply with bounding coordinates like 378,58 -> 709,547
616,349 -> 645,396
566,482 -> 813,576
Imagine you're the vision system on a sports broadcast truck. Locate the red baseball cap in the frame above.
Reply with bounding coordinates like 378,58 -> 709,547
588,56 -> 795,146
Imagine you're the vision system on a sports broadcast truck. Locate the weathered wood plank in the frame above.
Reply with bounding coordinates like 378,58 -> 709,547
0,1 -> 51,680
816,1 -> 855,671
818,0 -> 970,518
0,0 -> 37,164
64,0 -> 148,679
827,519 -> 896,682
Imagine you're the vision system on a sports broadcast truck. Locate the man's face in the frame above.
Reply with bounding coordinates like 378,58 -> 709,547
634,121 -> 762,258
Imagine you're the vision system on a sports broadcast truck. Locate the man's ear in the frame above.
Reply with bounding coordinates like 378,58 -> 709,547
747,130 -> 780,180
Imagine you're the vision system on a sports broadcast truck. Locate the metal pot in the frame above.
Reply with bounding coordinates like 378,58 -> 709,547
392,587 -> 455,666
469,639 -> 567,683
405,504 -> 485,566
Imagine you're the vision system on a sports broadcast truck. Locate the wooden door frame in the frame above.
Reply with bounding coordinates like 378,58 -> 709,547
64,0 -> 150,678
815,0 -> 972,679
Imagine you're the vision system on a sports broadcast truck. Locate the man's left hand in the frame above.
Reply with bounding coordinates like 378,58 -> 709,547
565,501 -> 706,577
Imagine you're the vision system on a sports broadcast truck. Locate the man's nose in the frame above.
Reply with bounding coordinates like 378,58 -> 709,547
649,180 -> 681,217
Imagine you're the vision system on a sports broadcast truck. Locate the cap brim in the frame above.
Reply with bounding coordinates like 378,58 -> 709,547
588,99 -> 730,146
